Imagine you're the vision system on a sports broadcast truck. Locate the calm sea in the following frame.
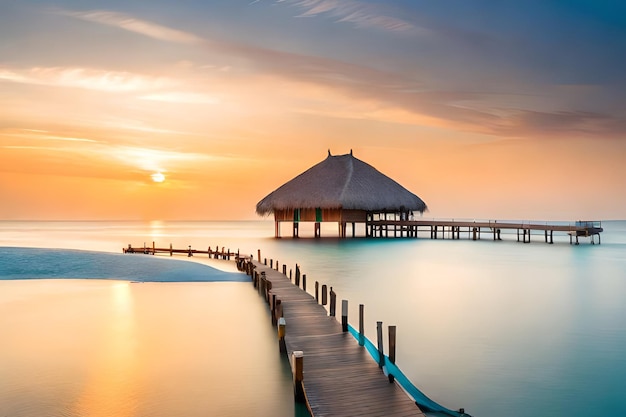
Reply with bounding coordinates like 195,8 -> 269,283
1,220 -> 625,417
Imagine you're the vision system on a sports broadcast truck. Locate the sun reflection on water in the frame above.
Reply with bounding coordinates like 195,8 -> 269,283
73,283 -> 138,417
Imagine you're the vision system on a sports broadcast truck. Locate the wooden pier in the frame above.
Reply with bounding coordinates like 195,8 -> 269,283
365,219 -> 603,244
239,255 -> 467,417
291,218 -> 603,244
123,244 -> 467,416
123,242 -> 237,258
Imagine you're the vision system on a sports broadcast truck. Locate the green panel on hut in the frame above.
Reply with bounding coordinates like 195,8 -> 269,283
256,150 -> 427,237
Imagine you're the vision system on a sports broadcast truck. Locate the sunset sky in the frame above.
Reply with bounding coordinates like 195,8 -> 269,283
1,1 -> 625,221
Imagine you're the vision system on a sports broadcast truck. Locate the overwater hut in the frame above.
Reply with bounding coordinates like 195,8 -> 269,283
256,150 -> 427,238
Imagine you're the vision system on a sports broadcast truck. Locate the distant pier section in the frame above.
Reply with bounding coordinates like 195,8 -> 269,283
365,218 -> 603,245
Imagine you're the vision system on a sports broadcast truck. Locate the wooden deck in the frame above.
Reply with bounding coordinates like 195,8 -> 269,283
123,243 -> 237,258
365,219 -> 603,244
248,259 -> 427,417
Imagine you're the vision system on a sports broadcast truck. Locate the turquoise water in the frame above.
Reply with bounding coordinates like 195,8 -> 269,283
1,220 -> 625,416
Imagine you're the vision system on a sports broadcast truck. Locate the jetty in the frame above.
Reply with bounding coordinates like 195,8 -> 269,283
239,253 -> 467,417
123,243 -> 237,258
365,218 -> 603,244
124,244 -> 467,416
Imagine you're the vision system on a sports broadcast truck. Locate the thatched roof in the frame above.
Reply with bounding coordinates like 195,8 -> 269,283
256,151 -> 427,215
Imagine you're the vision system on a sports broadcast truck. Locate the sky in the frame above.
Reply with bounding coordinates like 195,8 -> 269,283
1,0 -> 625,221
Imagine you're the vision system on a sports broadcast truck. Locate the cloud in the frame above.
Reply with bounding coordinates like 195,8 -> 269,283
58,9 -> 204,44
0,66 -> 175,92
275,0 -> 416,33
492,110 -> 626,138
138,92 -> 220,105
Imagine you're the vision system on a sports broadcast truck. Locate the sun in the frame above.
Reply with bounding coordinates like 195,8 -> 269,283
151,172 -> 165,183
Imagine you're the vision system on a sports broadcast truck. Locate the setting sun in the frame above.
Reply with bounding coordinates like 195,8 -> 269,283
151,172 -> 165,183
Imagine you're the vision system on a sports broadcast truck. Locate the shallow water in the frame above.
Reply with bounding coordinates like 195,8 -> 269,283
1,220 -> 625,417
0,280 -> 297,417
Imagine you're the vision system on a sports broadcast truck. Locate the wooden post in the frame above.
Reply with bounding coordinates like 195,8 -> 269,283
295,264 -> 300,287
289,269 -> 293,281
376,321 -> 384,368
271,294 -> 277,326
169,243 -> 173,256
265,280 -> 272,303
341,300 -> 348,332
257,249 -> 261,262
329,287 -> 336,317
276,299 -> 283,320
292,351 -> 305,403
388,325 -> 396,383
270,259 -> 273,269
283,264 -> 287,275
152,241 -> 155,254
315,281 -> 319,302
302,274 -> 307,291
359,304 -> 365,346
321,284 -> 328,305
260,271 -> 266,295
264,258 -> 267,265
278,317 -> 286,354
472,227 -> 477,241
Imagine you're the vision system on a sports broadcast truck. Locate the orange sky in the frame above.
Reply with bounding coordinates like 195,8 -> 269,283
1,2 -> 625,221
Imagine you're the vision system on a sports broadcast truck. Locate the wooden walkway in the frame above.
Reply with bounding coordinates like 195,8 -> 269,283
247,259 -> 427,417
123,243 -> 237,258
366,219 -> 603,244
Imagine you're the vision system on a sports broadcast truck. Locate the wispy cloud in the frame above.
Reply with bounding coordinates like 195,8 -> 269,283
0,66 -> 175,92
57,9 -> 204,44
1,129 -> 100,143
275,0 -> 415,33
139,92 -> 220,105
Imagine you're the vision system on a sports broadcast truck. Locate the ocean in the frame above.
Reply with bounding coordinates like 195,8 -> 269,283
1,219 -> 625,417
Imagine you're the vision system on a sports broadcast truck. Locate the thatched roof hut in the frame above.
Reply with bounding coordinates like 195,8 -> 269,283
257,151 -> 427,237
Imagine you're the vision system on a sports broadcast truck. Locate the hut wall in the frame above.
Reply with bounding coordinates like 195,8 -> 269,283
273,208 -> 346,222
273,208 -> 294,222
300,208 -> 317,222
321,208 -> 342,222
